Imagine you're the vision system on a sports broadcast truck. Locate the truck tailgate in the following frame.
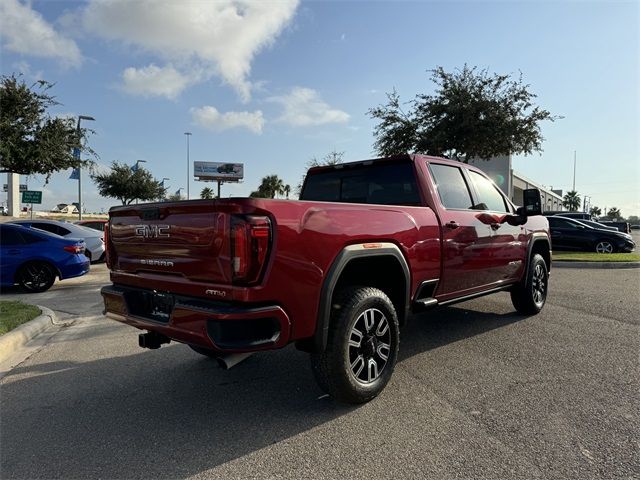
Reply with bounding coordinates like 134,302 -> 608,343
108,202 -> 232,284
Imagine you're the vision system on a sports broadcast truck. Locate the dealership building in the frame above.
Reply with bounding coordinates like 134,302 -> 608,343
468,156 -> 564,212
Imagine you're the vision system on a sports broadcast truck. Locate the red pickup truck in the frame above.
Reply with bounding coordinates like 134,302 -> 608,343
102,154 -> 551,403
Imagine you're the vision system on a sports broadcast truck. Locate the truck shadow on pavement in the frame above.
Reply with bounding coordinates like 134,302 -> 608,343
0,304 -> 527,479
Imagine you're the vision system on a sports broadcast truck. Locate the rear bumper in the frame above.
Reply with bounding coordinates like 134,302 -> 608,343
101,285 -> 291,353
60,258 -> 90,280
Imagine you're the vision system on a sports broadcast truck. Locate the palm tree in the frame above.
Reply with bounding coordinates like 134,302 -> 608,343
200,187 -> 215,199
607,207 -> 621,219
562,190 -> 581,212
266,175 -> 285,198
283,184 -> 291,199
589,206 -> 602,218
251,175 -> 286,198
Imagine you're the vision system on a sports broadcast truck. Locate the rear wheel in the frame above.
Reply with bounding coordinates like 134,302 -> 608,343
511,253 -> 548,315
18,261 -> 56,293
594,240 -> 615,254
310,286 -> 400,404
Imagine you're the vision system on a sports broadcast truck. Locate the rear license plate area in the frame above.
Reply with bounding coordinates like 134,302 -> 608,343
124,289 -> 175,323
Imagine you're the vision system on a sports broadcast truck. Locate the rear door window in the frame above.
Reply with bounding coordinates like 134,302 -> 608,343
20,230 -> 46,244
32,223 -> 69,236
428,163 -> 474,210
549,217 -> 579,229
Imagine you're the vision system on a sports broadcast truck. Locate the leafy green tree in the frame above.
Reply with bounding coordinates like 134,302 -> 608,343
562,191 -> 581,212
165,193 -> 183,202
200,187 -> 215,199
250,175 -> 285,199
0,74 -> 95,182
92,161 -> 166,205
368,65 -> 559,161
297,150 -> 345,195
283,184 -> 291,199
589,206 -> 602,217
607,207 -> 621,219
627,215 -> 639,224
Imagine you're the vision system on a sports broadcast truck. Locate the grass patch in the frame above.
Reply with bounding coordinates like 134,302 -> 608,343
553,252 -> 640,262
0,301 -> 41,335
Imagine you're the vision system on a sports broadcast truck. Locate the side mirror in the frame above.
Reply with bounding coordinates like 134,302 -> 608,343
517,189 -> 542,217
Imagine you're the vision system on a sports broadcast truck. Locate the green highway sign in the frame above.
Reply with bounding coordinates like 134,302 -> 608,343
22,190 -> 42,204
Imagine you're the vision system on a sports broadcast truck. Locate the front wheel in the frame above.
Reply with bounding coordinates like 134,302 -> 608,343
511,253 -> 548,315
18,261 -> 56,293
594,240 -> 615,254
310,286 -> 400,404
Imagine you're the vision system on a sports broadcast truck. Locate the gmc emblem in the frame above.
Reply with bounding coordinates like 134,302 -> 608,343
134,224 -> 170,239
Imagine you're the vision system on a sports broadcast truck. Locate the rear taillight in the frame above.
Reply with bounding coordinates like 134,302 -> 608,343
231,215 -> 272,285
64,243 -> 85,254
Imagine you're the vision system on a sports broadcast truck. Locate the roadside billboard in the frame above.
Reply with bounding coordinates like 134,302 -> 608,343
194,162 -> 244,181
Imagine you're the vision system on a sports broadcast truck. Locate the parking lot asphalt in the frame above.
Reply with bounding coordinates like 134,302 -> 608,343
1,266 -> 638,480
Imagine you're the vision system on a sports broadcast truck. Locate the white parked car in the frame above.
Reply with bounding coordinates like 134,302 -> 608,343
10,219 -> 106,263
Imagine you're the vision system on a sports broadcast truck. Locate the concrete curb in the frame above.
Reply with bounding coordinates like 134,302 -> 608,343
0,306 -> 57,364
553,261 -> 640,269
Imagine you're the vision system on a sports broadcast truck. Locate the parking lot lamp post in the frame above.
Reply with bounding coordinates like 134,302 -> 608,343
133,160 -> 147,205
184,132 -> 192,199
161,178 -> 170,200
76,115 -> 95,220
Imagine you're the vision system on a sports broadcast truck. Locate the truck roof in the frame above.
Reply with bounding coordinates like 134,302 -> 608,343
305,154 -> 474,175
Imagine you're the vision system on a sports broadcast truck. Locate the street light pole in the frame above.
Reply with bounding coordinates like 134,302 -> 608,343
76,115 -> 95,220
184,132 -> 192,199
161,177 -> 170,201
572,150 -> 577,192
133,160 -> 147,205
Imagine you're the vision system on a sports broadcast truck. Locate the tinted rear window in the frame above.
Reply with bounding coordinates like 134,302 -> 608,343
301,162 -> 421,206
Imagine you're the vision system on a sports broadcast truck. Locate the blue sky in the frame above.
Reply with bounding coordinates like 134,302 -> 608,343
1,0 -> 638,216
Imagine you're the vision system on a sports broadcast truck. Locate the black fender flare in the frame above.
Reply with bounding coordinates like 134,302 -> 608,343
524,234 -> 551,281
301,242 -> 411,353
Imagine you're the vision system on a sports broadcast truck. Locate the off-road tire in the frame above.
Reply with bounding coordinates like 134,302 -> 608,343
310,286 -> 400,404
17,261 -> 56,293
510,253 -> 548,315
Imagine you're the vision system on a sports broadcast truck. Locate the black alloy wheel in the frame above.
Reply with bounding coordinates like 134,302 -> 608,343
310,286 -> 400,404
18,262 -> 56,293
510,253 -> 548,315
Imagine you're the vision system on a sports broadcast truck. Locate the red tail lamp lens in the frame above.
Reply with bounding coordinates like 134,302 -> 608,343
64,243 -> 85,254
231,215 -> 271,285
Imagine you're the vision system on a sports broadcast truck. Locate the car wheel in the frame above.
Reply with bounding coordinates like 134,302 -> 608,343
310,286 -> 400,404
17,261 -> 56,293
511,253 -> 548,315
594,240 -> 615,254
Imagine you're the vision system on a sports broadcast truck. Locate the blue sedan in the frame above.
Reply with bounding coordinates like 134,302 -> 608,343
0,224 -> 90,293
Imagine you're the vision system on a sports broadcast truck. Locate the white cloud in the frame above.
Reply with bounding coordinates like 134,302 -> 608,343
190,106 -> 264,134
83,0 -> 299,101
0,0 -> 82,68
121,64 -> 194,99
269,87 -> 350,127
